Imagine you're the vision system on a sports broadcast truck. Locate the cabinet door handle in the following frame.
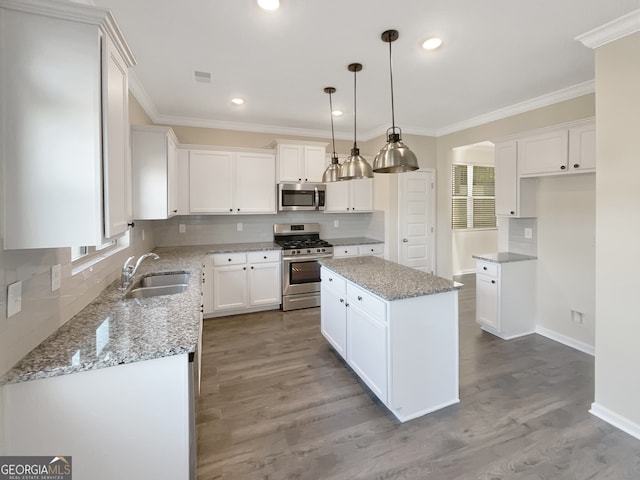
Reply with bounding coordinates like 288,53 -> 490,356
491,280 -> 496,284
357,295 -> 362,301
340,298 -> 344,303
574,164 -> 580,168
560,165 -> 566,170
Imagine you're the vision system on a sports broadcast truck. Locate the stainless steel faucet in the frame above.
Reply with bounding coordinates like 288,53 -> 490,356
120,252 -> 160,289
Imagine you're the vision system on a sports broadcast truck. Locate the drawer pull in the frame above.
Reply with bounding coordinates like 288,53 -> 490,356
357,295 -> 363,301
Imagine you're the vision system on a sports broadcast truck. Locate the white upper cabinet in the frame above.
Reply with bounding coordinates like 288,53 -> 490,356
131,125 -> 179,219
518,120 -> 595,177
275,141 -> 327,183
325,178 -> 374,213
0,1 -> 135,249
188,148 -> 276,214
494,141 -> 537,217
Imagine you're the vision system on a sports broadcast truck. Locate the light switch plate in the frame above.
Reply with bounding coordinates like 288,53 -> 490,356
524,228 -> 533,239
51,264 -> 61,292
237,222 -> 243,232
179,224 -> 186,233
334,220 -> 339,228
7,281 -> 22,318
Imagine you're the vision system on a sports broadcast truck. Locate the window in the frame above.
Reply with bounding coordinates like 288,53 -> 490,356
71,232 -> 130,269
451,164 -> 496,229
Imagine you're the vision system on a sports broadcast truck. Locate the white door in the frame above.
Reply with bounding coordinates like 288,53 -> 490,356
398,170 -> 435,273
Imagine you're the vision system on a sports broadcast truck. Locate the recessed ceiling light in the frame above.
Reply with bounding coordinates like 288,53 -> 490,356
332,110 -> 343,116
257,0 -> 279,11
231,98 -> 244,105
422,37 -> 443,50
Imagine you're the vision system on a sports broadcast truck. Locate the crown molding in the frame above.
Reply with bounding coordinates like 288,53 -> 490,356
435,80 -> 595,137
576,9 -> 640,49
128,70 -> 160,121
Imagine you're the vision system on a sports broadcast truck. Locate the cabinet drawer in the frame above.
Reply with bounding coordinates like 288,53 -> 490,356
476,261 -> 498,277
358,244 -> 383,256
321,269 -> 347,295
247,250 -> 280,264
212,253 -> 247,266
347,284 -> 386,321
334,245 -> 359,257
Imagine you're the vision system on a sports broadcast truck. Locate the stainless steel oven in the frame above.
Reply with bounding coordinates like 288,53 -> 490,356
278,183 -> 326,211
274,223 -> 333,311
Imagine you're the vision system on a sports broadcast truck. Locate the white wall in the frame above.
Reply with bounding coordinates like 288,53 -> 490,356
536,174 -> 596,351
592,30 -> 640,436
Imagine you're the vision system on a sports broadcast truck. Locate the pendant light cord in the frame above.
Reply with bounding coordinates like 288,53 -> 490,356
353,67 -> 358,150
388,38 -> 396,133
329,91 -> 337,159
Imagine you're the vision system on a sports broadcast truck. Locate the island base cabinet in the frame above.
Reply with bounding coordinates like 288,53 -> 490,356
320,267 -> 459,423
3,354 -> 194,480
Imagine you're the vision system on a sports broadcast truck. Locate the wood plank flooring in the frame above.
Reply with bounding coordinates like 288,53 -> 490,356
196,274 -> 640,479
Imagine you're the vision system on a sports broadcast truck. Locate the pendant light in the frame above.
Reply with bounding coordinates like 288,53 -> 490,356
373,29 -> 419,173
321,87 -> 341,183
338,63 -> 374,180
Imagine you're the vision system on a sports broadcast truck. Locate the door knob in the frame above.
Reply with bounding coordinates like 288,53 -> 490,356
402,238 -> 408,243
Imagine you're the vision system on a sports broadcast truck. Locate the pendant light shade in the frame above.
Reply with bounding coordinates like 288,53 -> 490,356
373,30 -> 419,173
339,63 -> 373,180
322,87 -> 341,183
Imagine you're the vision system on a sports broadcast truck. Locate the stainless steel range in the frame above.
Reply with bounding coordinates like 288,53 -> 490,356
274,223 -> 333,311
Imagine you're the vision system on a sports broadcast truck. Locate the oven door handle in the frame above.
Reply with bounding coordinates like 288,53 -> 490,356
283,253 -> 333,261
314,187 -> 319,210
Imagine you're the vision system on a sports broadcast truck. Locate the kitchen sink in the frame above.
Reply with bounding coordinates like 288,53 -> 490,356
124,271 -> 191,299
126,284 -> 189,299
138,271 -> 190,287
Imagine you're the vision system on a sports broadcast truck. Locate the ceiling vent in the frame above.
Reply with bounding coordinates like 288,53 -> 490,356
194,71 -> 212,83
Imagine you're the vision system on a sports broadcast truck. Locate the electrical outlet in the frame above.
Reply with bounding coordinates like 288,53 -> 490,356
237,222 -> 243,232
7,281 -> 22,318
141,229 -> 145,241
524,228 -> 533,239
179,224 -> 186,233
571,310 -> 584,324
51,264 -> 61,292
334,220 -> 339,228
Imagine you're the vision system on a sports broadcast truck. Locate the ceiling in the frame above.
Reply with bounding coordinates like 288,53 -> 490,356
93,0 -> 638,140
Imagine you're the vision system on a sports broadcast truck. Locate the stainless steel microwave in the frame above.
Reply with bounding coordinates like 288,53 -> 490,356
278,183 -> 326,211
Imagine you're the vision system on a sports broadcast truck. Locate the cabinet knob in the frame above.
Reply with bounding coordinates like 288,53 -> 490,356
574,164 -> 580,169
229,208 -> 233,212
237,208 -> 240,211
491,280 -> 496,284
560,165 -> 566,170
510,211 -> 515,215
263,255 -> 267,259
298,178 -> 302,181
243,267 -> 246,270
172,210 -> 178,213
402,238 -> 408,243
228,258 -> 232,262
357,295 -> 362,301
340,298 -> 344,303
345,303 -> 349,307
329,278 -> 333,282
483,266 -> 487,270
128,222 -> 135,228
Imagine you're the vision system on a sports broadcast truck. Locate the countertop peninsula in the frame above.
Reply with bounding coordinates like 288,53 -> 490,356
472,252 -> 537,263
320,256 -> 461,302
0,243 -> 280,385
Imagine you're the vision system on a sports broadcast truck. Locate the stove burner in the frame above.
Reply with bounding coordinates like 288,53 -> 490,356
277,239 -> 332,249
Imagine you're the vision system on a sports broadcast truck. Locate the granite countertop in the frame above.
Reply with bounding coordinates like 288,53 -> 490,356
0,245 -> 219,385
320,256 -> 461,302
472,252 -> 537,263
326,237 -> 383,246
206,242 -> 281,254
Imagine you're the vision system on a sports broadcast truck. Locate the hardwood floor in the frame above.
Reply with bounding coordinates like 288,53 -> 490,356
196,274 -> 640,479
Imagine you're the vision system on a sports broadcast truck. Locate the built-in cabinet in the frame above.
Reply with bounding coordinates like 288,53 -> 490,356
189,149 -> 276,214
275,141 -> 328,183
325,179 -> 374,213
333,243 -> 384,258
475,259 -> 536,339
131,125 -> 179,219
493,119 -> 594,218
0,1 -> 135,249
320,266 -> 459,422
204,250 -> 281,317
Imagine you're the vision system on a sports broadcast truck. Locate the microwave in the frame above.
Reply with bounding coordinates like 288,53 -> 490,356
278,183 -> 326,211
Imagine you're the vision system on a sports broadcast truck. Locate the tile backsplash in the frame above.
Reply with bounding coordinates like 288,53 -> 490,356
153,211 -> 385,246
507,217 -> 538,256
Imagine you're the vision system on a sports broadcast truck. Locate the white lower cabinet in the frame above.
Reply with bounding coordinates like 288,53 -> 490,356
475,259 -> 536,339
333,243 -> 385,259
320,267 -> 459,422
206,250 -> 281,317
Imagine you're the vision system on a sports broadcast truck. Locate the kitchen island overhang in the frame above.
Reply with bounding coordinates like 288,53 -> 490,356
319,256 -> 462,422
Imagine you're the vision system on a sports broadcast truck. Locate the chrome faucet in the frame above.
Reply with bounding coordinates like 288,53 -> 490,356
120,252 -> 160,289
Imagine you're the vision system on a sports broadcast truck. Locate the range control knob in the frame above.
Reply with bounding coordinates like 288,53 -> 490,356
306,249 -> 311,254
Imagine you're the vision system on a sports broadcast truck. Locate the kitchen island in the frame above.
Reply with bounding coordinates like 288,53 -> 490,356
320,256 -> 462,422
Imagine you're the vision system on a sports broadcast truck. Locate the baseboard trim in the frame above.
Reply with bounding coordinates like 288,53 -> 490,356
535,326 -> 595,356
590,402 -> 640,441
